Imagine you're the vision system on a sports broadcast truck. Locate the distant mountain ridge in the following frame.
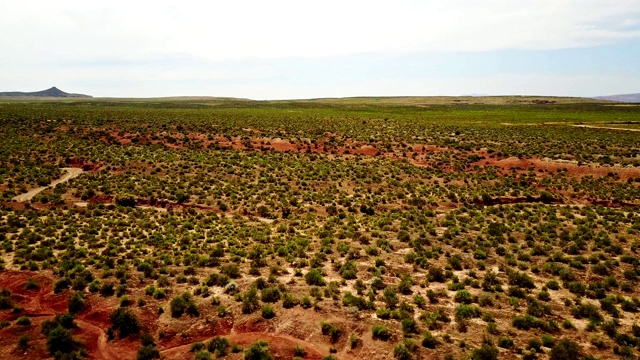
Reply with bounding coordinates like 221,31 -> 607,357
0,87 -> 92,98
593,93 -> 640,103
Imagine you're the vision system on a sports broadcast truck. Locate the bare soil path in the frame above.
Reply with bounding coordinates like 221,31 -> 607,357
573,124 -> 640,132
12,167 -> 83,202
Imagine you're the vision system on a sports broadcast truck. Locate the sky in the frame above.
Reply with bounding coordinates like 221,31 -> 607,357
1,0 -> 639,99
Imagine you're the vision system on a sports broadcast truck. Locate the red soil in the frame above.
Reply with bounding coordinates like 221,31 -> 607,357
87,195 -> 115,204
161,332 -> 327,360
66,157 -> 101,172
79,126 -> 640,181
0,202 -> 27,211
58,125 -> 640,180
479,156 -> 640,180
0,270 -> 138,360
0,270 -> 334,359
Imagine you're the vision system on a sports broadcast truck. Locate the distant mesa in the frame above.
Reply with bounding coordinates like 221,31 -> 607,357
0,86 -> 92,98
593,93 -> 640,103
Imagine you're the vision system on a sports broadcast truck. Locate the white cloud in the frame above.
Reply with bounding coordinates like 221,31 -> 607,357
1,1 -> 639,97
1,0 -> 639,63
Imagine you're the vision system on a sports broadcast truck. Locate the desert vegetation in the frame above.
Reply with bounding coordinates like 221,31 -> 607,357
0,97 -> 639,359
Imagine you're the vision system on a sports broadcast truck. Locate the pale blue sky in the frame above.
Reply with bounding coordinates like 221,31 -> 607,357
1,0 -> 639,99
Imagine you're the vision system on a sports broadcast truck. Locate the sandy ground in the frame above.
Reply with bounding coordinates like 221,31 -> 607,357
573,124 -> 640,132
12,168 -> 83,202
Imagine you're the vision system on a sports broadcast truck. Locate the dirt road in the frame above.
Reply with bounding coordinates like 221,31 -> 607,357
12,167 -> 83,202
573,124 -> 640,132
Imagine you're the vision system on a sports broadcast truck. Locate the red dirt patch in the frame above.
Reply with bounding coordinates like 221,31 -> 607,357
63,126 -> 640,182
0,202 -> 27,211
87,195 -> 115,204
0,271 -> 63,320
66,157 -> 101,172
161,332 -> 328,360
0,270 -> 141,360
351,145 -> 378,156
157,317 -> 234,350
74,319 -> 139,360
479,156 -> 640,180
233,317 -> 276,334
0,316 -> 54,360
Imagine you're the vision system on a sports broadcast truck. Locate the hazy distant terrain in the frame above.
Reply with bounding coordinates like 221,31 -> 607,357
593,93 -> 640,103
0,86 -> 91,98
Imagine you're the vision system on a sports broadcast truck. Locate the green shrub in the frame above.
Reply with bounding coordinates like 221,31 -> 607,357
207,337 -> 230,357
394,343 -> 413,360
537,290 -> 550,301
376,307 -> 391,319
428,267 -> 446,282
498,337 -> 514,348
572,302 -> 603,323
136,345 -> 160,360
45,325 -> 74,355
508,270 -> 535,289
242,287 -> 260,314
100,282 -> 115,296
383,287 -> 399,308
193,350 -> 211,360
204,273 -> 229,287
88,280 -> 100,293
454,289 -> 473,304
321,322 -> 341,343
282,293 -> 298,308
260,288 -> 281,303
339,260 -> 358,280
170,293 -> 199,318
402,317 -> 418,334
305,269 -> 325,286
541,334 -> 555,348
109,307 -> 140,338
153,288 -> 166,299
25,278 -> 39,290
487,321 -> 498,335
17,335 -> 30,351
261,305 -> 275,319
470,338 -> 498,360
0,290 -> 13,309
300,296 -> 312,309
527,298 -> 552,317
550,339 -> 581,360
244,340 -> 272,360
422,332 -> 438,348
455,304 -> 481,321
350,334 -> 360,349
68,292 -> 84,313
294,345 -> 307,357
343,292 -> 372,310
189,341 -> 205,352
54,277 -> 71,294
512,314 -> 542,330
546,280 -> 560,290
397,274 -> 413,295
220,264 -> 241,279
567,281 -> 586,296
16,316 -> 32,326
372,325 -> 391,341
